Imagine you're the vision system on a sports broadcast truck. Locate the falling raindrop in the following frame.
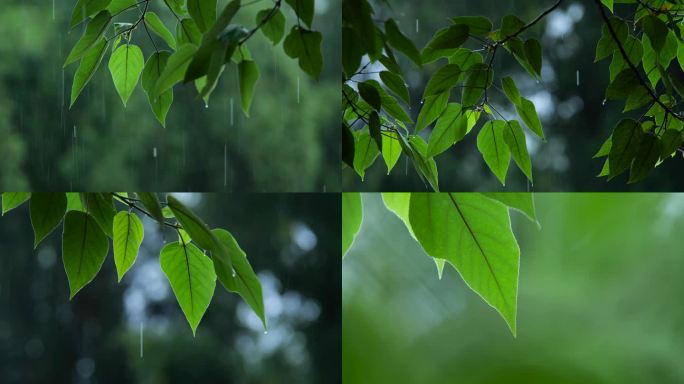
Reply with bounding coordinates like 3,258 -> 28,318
153,147 -> 158,188
231,268 -> 236,277
140,322 -> 144,358
297,77 -> 301,104
576,70 -> 580,87
416,19 -> 420,33
602,98 -> 607,106
53,0 -> 56,21
230,98 -> 234,126
153,147 -> 157,158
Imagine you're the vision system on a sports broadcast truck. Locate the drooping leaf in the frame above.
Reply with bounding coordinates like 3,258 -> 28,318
422,25 -> 469,64
523,38 -> 542,77
64,11 -> 112,67
608,119 -> 643,177
381,130 -> 402,174
108,44 -> 144,106
423,64 -> 462,98
71,39 -> 109,107
409,193 -> 519,336
2,192 -> 30,216
142,51 -> 173,127
30,193 -> 67,248
628,134 -> 660,183
462,63 -> 493,107
501,76 -> 521,106
62,211 -> 109,299
342,193 -> 363,257
380,71 -> 409,104
113,211 -> 144,281
285,0 -> 315,27
257,8 -> 286,45
369,111 -> 382,151
477,120 -> 510,185
451,16 -> 492,36
283,26 -> 323,79
212,229 -> 266,329
358,81 -> 382,110
384,19 -> 422,67
238,60 -> 260,116
659,129 -> 683,159
516,98 -> 544,140
160,241 -> 217,335
353,128 -> 380,180
502,120 -> 532,182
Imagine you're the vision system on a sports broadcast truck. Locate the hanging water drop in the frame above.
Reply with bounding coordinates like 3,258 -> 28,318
205,103 -> 209,109
231,268 -> 236,277
602,99 -> 607,106
263,330 -> 268,335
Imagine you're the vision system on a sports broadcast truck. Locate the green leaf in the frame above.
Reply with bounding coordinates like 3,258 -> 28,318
153,44 -> 198,98
462,63 -> 493,107
477,120 -> 510,185
422,25 -> 469,64
384,19 -> 422,67
639,15 -> 668,53
408,136 -> 440,191
113,211 -> 144,281
187,0 -> 217,32
500,14 -> 525,39
448,48 -> 483,72
606,69 -> 642,100
629,134 -> 660,183
108,44 -> 144,106
482,193 -> 537,222
30,193 -> 67,248
70,0 -> 112,28
64,11 -> 112,67
416,92 -> 449,132
367,80 -> 412,124
501,76 -> 522,105
283,26 -> 323,79
426,103 -> 467,157
285,0 -> 315,27
353,128 -> 380,180
342,193 -> 363,257
369,111 -> 382,151
381,193 -> 414,237
516,98 -> 544,140
144,11 -> 177,50
380,71 -> 409,104
142,51 -> 173,127
212,229 -> 266,329
523,38 -> 542,77
167,195 -> 233,272
257,8 -> 286,45
358,81 -> 381,110
136,193 -> 165,225
160,241 -> 217,335
106,0 -> 137,14
62,211 -> 109,299
608,119 -> 643,177
381,130 -> 402,174
600,0 -> 613,12
66,193 -> 85,212
503,120 -> 532,182
659,129 -> 683,159
84,193 -> 116,238
423,64 -> 462,98
451,16 -> 492,36
177,18 -> 203,46
2,192 -> 30,216
238,60 -> 260,116
204,0 -> 241,43
71,39 -> 109,107
409,193 -> 519,336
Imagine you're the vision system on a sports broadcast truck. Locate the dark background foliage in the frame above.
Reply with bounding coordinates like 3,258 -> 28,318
343,0 -> 684,191
0,0 -> 340,192
0,193 -> 340,383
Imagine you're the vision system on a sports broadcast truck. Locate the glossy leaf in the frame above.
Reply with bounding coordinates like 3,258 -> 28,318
109,44 -> 144,106
2,192 -> 30,216
62,211 -> 109,299
381,130 -> 402,174
84,193 -> 116,238
503,120 -> 532,182
353,129 -> 380,180
30,193 -> 67,248
64,11 -> 112,67
426,103 -> 467,157
113,211 -> 144,281
416,92 -> 449,132
71,39 -> 109,107
160,241 -> 217,335
142,51 -> 173,127
516,98 -> 544,140
409,193 -> 519,336
144,11 -> 177,50
477,120 -> 510,185
238,60 -> 260,116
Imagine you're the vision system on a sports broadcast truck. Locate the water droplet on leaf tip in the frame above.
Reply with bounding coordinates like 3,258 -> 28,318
602,99 -> 607,106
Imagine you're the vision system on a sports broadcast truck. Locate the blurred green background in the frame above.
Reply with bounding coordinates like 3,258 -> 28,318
0,0 -> 340,192
0,193 -> 340,383
343,0 -> 684,191
344,193 -> 684,383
